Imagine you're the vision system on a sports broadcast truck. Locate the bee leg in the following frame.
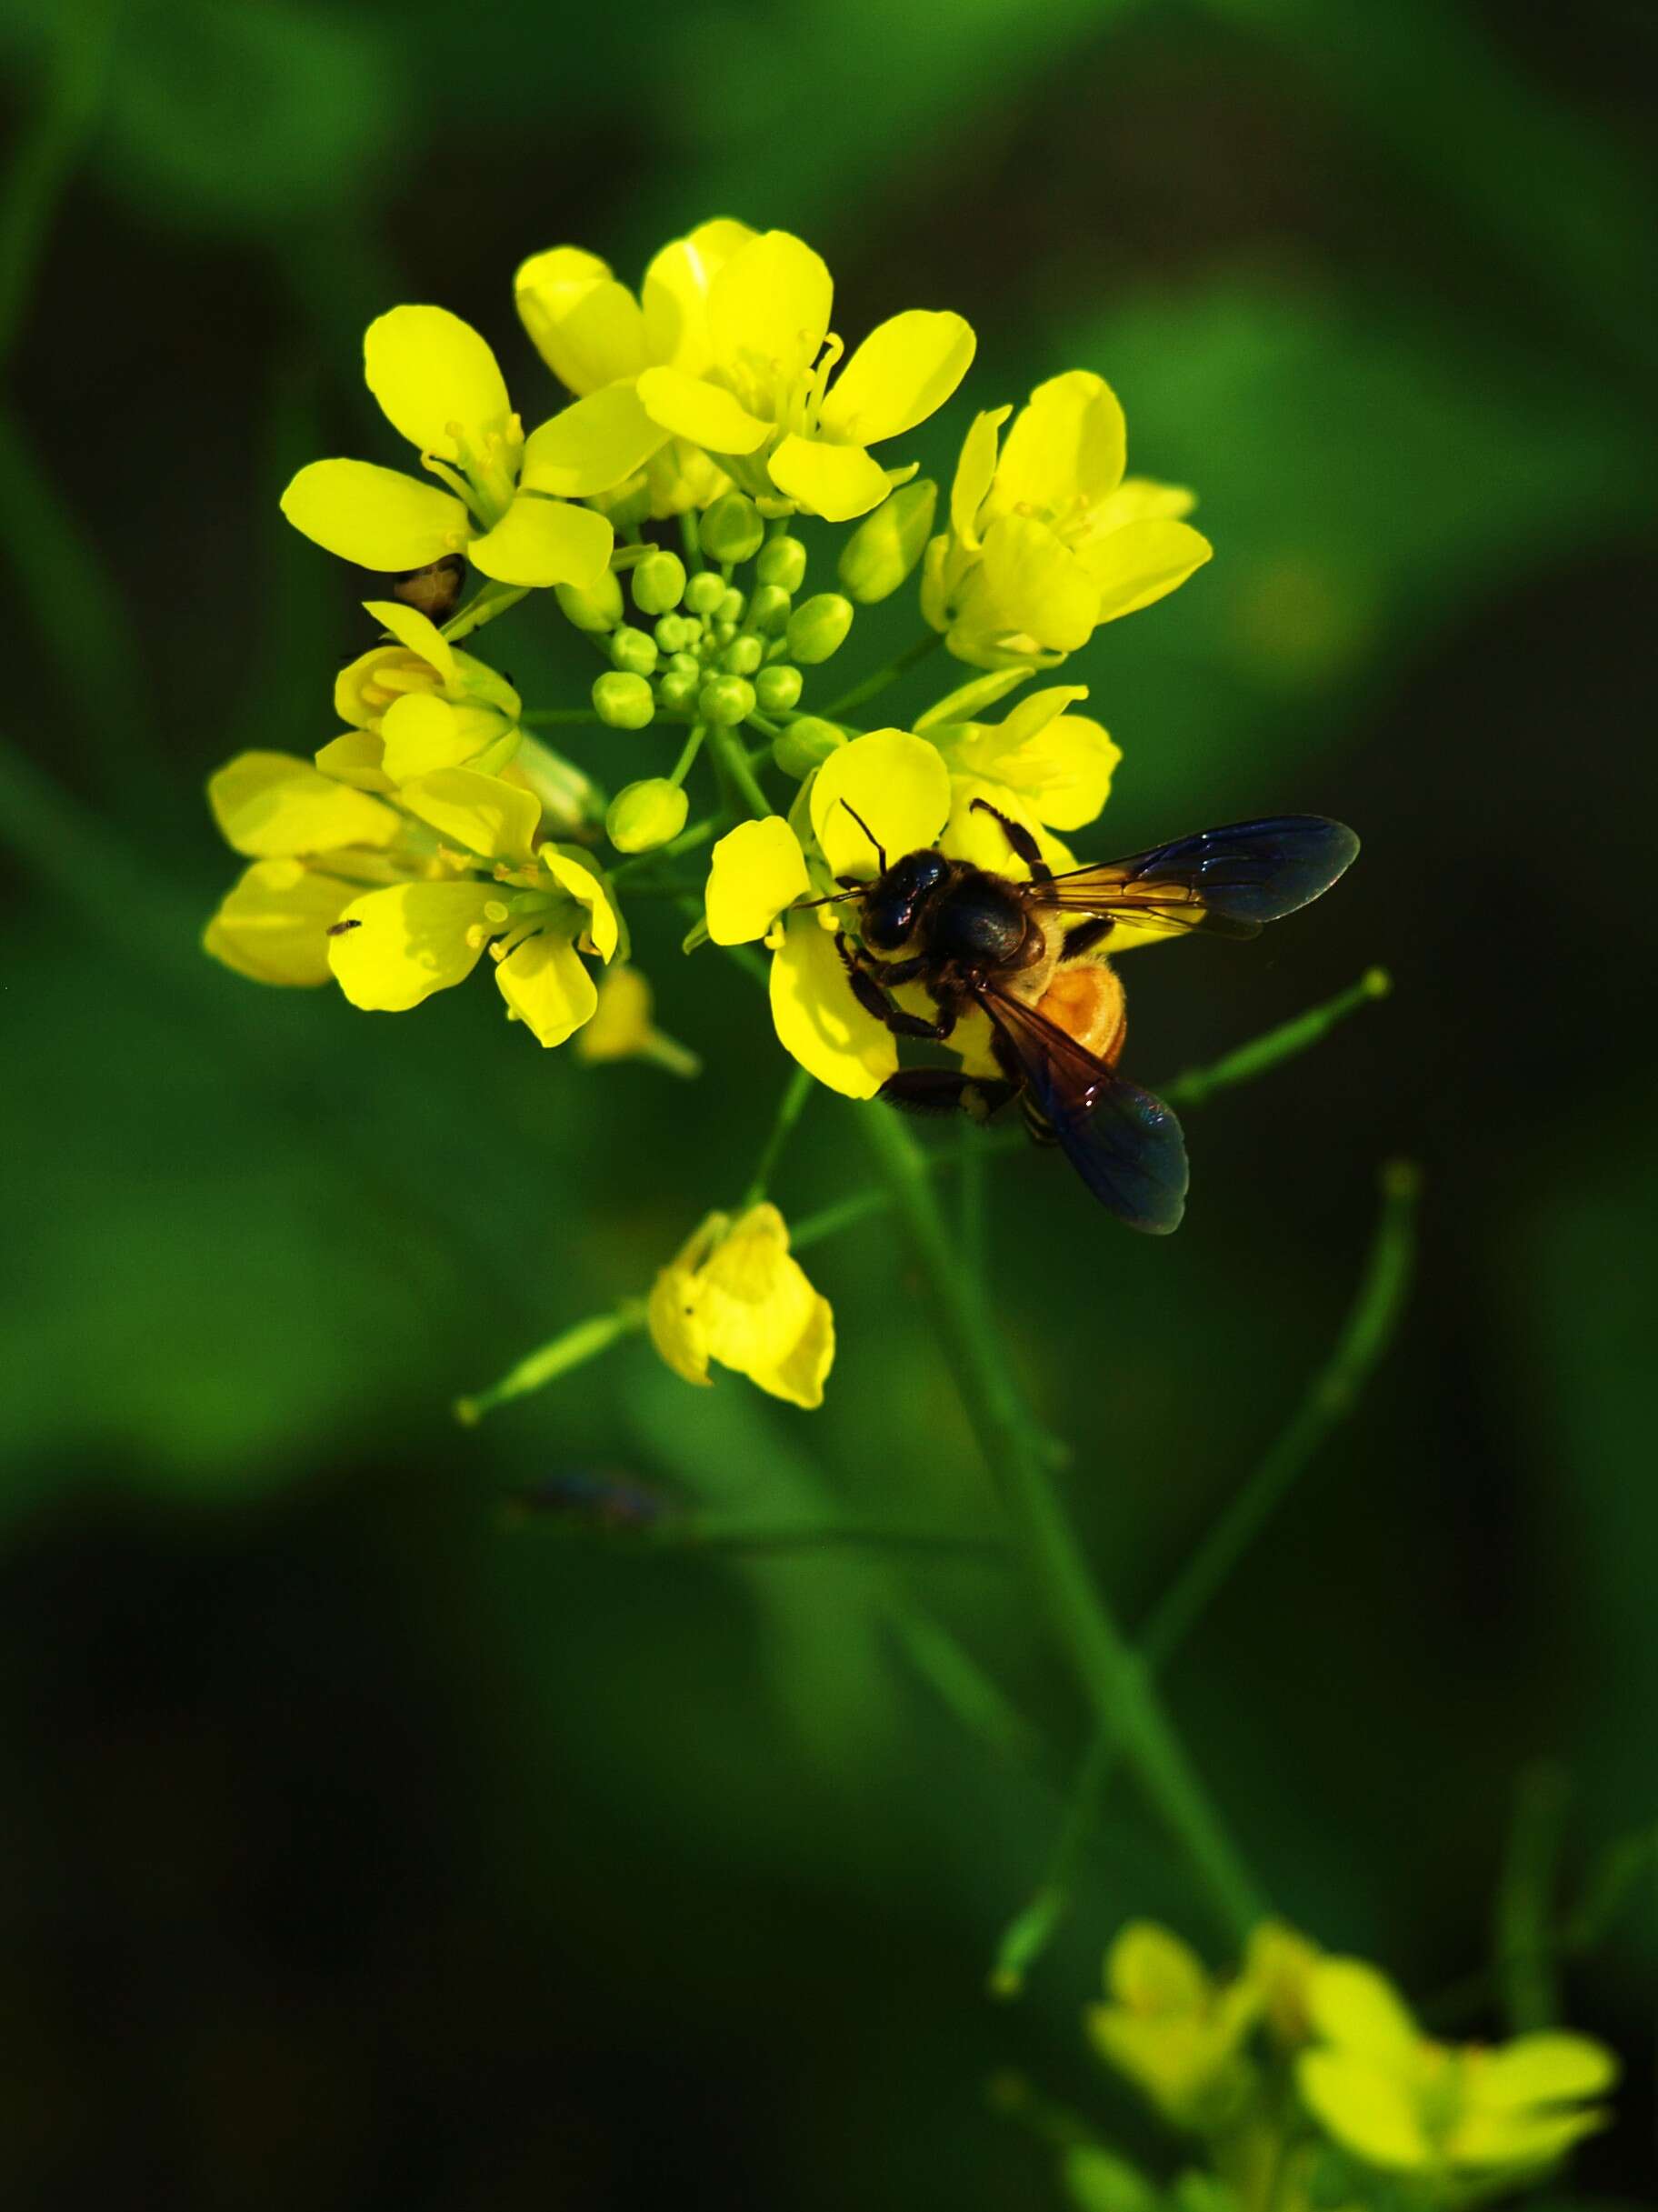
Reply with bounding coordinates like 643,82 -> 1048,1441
1062,916 -> 1114,959
836,934 -> 957,1040
880,1070 -> 1014,1120
968,797 -> 1053,883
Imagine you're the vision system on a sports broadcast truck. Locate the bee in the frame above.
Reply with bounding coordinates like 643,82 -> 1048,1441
391,554 -> 466,623
826,798 -> 1358,1234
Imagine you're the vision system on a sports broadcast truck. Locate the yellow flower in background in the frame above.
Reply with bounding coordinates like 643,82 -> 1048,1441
1086,1921 -> 1262,2132
576,966 -> 701,1079
1243,1921 -> 1323,2048
320,599 -> 523,791
924,369 -> 1211,666
281,305 -> 619,588
647,1203 -> 834,1408
1296,1959 -> 1617,2183
557,225 -> 976,524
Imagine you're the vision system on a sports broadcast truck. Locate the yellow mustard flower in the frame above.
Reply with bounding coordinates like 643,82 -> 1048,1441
916,677 -> 1121,836
575,965 -> 701,1079
1242,1921 -> 1323,2048
1086,1921 -> 1262,2133
1296,1957 -> 1617,2181
537,225 -> 976,524
923,370 -> 1211,667
647,1203 -> 834,1408
281,304 -> 624,589
318,599 -> 522,791
515,218 -> 754,517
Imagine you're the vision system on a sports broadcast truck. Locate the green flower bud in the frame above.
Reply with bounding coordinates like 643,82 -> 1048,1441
667,649 -> 700,680
722,635 -> 764,676
699,675 -> 756,727
713,620 -> 738,648
837,479 -> 938,604
772,716 -> 847,778
756,535 -> 807,593
699,492 -> 764,566
555,572 -> 624,633
606,777 -> 690,854
657,666 -> 700,711
754,664 -> 803,714
786,593 -> 854,665
684,571 -> 724,618
610,626 -> 658,676
632,549 -> 687,616
715,586 -> 746,626
654,613 -> 692,655
748,583 -> 791,636
592,671 -> 655,729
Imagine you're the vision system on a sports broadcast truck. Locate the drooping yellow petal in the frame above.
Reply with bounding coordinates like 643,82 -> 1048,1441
696,1203 -> 834,1409
1077,515 -> 1213,623
634,365 -> 772,454
281,459 -> 472,572
704,817 -> 811,945
769,912 -> 897,1099
641,218 -> 757,373
364,305 -> 513,462
914,666 -> 1031,729
468,494 -> 612,588
646,1211 -> 728,1387
203,859 -> 356,986
820,310 -> 976,445
495,927 -> 597,1046
1307,1961 -> 1423,2065
379,694 -> 474,782
540,846 -> 621,962
767,434 -> 892,522
707,229 -> 833,396
1466,2035 -> 1619,2112
1090,476 -> 1198,531
967,513 -> 1099,654
949,405 -> 1010,547
989,369 -> 1126,520
514,248 -> 647,394
399,766 -> 541,863
362,597 -> 456,683
809,728 -> 951,879
314,729 -> 394,793
1107,1923 -> 1211,2014
208,750 -> 400,858
1297,2054 -> 1433,2172
521,384 -> 671,497
329,879 -> 497,1010
1447,2103 -> 1606,2171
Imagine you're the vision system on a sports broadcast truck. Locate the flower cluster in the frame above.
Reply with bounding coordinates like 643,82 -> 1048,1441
1067,1918 -> 1617,2212
204,215 -> 1211,1404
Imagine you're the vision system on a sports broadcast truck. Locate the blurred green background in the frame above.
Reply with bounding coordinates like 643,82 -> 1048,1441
2,0 -> 1654,2204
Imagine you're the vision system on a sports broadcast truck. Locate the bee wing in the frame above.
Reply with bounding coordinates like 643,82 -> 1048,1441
1030,816 -> 1360,940
976,983 -> 1188,1235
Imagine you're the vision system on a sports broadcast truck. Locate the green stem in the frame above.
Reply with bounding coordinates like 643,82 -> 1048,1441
819,628 -> 944,718
0,0 -> 115,368
443,582 -> 528,643
990,1158 -> 1421,1991
1164,967 -> 1391,1109
505,1509 -> 1008,1563
742,1063 -> 815,1208
680,509 -> 703,568
454,1298 -> 645,1425
1495,1763 -> 1571,2032
858,1103 -> 1265,1944
667,721 -> 706,788
612,812 -> 721,884
707,716 -> 774,817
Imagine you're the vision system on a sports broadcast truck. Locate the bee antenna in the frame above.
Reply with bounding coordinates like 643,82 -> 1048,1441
838,800 -> 887,873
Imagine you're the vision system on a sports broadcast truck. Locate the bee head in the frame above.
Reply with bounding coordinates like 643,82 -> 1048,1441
861,848 -> 951,950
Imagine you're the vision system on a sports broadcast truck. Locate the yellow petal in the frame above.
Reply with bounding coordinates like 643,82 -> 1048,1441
1468,2035 -> 1619,2112
335,643 -> 419,730
647,1259 -> 714,1386
967,513 -> 1099,654
767,434 -> 893,523
540,845 -> 621,962
314,729 -> 394,793
514,248 -> 646,394
949,405 -> 1010,547
281,459 -> 471,571
941,776 -> 1074,878
364,305 -> 512,462
945,689 -> 1120,831
362,597 -> 456,683
379,694 -> 474,782
203,859 -> 356,986
820,310 -> 975,445
769,911 -> 897,1099
1091,476 -> 1198,530
697,1204 -> 834,1409
707,229 -> 832,395
1447,2104 -> 1607,2170
1296,2053 -> 1433,2171
468,495 -> 613,588
1078,516 -> 1213,623
399,766 -> 541,863
634,365 -> 771,455
641,218 -> 757,372
809,728 -> 951,879
329,879 -> 497,1010
705,817 -> 811,945
1106,1922 -> 1211,2015
208,750 -> 400,857
914,666 -> 1031,729
1307,1960 -> 1423,2065
576,964 -> 654,1059
496,927 -> 597,1046
990,369 -> 1126,520
521,384 -> 670,497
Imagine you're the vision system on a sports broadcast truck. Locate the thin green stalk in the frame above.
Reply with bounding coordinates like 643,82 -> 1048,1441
0,1 -> 115,368
680,509 -> 703,567
1495,1764 -> 1571,2032
820,628 -> 944,718
1164,968 -> 1391,1109
991,1158 -> 1420,1991
667,721 -> 706,787
859,1103 -> 1266,1943
707,716 -> 774,817
505,1509 -> 1008,1563
742,1063 -> 815,1207
888,1608 -> 1045,1768
454,1299 -> 645,1425
443,583 -> 528,642
612,812 -> 721,884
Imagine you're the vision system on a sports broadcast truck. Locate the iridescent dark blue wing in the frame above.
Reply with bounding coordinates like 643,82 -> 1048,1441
1033,816 -> 1360,939
978,985 -> 1189,1234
